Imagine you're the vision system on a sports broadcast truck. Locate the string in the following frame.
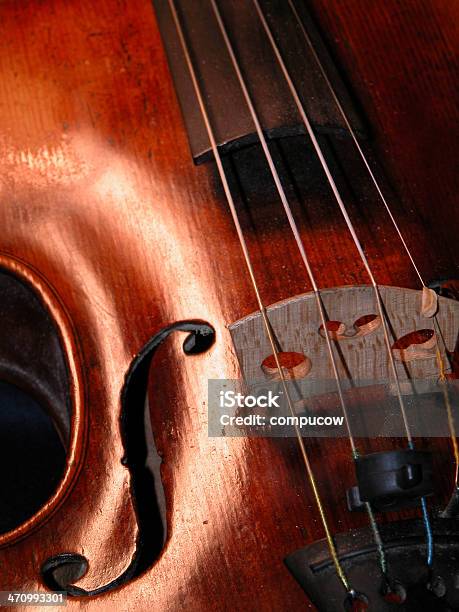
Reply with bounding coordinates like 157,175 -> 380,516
237,0 -> 389,581
251,0 -> 438,573
252,0 -> 412,442
287,0 -> 453,378
286,0 -> 426,285
167,0 -> 352,594
209,0 -> 414,590
208,0 -> 359,454
287,0 -> 457,463
209,0 -> 400,592
288,0 -> 459,556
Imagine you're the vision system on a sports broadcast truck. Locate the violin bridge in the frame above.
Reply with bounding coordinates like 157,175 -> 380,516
228,284 -> 459,394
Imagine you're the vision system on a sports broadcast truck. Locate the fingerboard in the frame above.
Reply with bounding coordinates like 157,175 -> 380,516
152,0 -> 365,163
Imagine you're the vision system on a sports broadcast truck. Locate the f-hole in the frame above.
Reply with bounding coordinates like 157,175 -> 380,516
42,320 -> 215,595
119,321 -> 216,578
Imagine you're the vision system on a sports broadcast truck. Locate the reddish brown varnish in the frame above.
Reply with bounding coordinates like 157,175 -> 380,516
262,352 -> 307,369
354,314 -> 378,328
320,320 -> 343,332
0,1 -> 457,611
392,329 -> 435,350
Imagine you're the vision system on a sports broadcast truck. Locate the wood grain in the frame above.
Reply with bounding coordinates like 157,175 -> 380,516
230,285 -> 459,387
0,0 -> 457,610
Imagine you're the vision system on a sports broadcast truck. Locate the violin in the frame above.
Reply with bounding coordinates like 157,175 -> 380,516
0,0 -> 458,610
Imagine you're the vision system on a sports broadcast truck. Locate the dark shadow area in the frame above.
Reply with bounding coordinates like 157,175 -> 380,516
119,352 -> 166,576
0,267 -> 72,534
0,380 -> 66,533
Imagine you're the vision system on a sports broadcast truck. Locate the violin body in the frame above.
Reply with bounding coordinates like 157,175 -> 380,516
0,0 -> 458,610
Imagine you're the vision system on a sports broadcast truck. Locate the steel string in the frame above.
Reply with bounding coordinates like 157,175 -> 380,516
254,0 -> 435,566
288,0 -> 458,527
168,0 -> 353,594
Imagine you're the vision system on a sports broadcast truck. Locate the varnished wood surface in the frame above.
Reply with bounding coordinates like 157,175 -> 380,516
0,0 -> 457,610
